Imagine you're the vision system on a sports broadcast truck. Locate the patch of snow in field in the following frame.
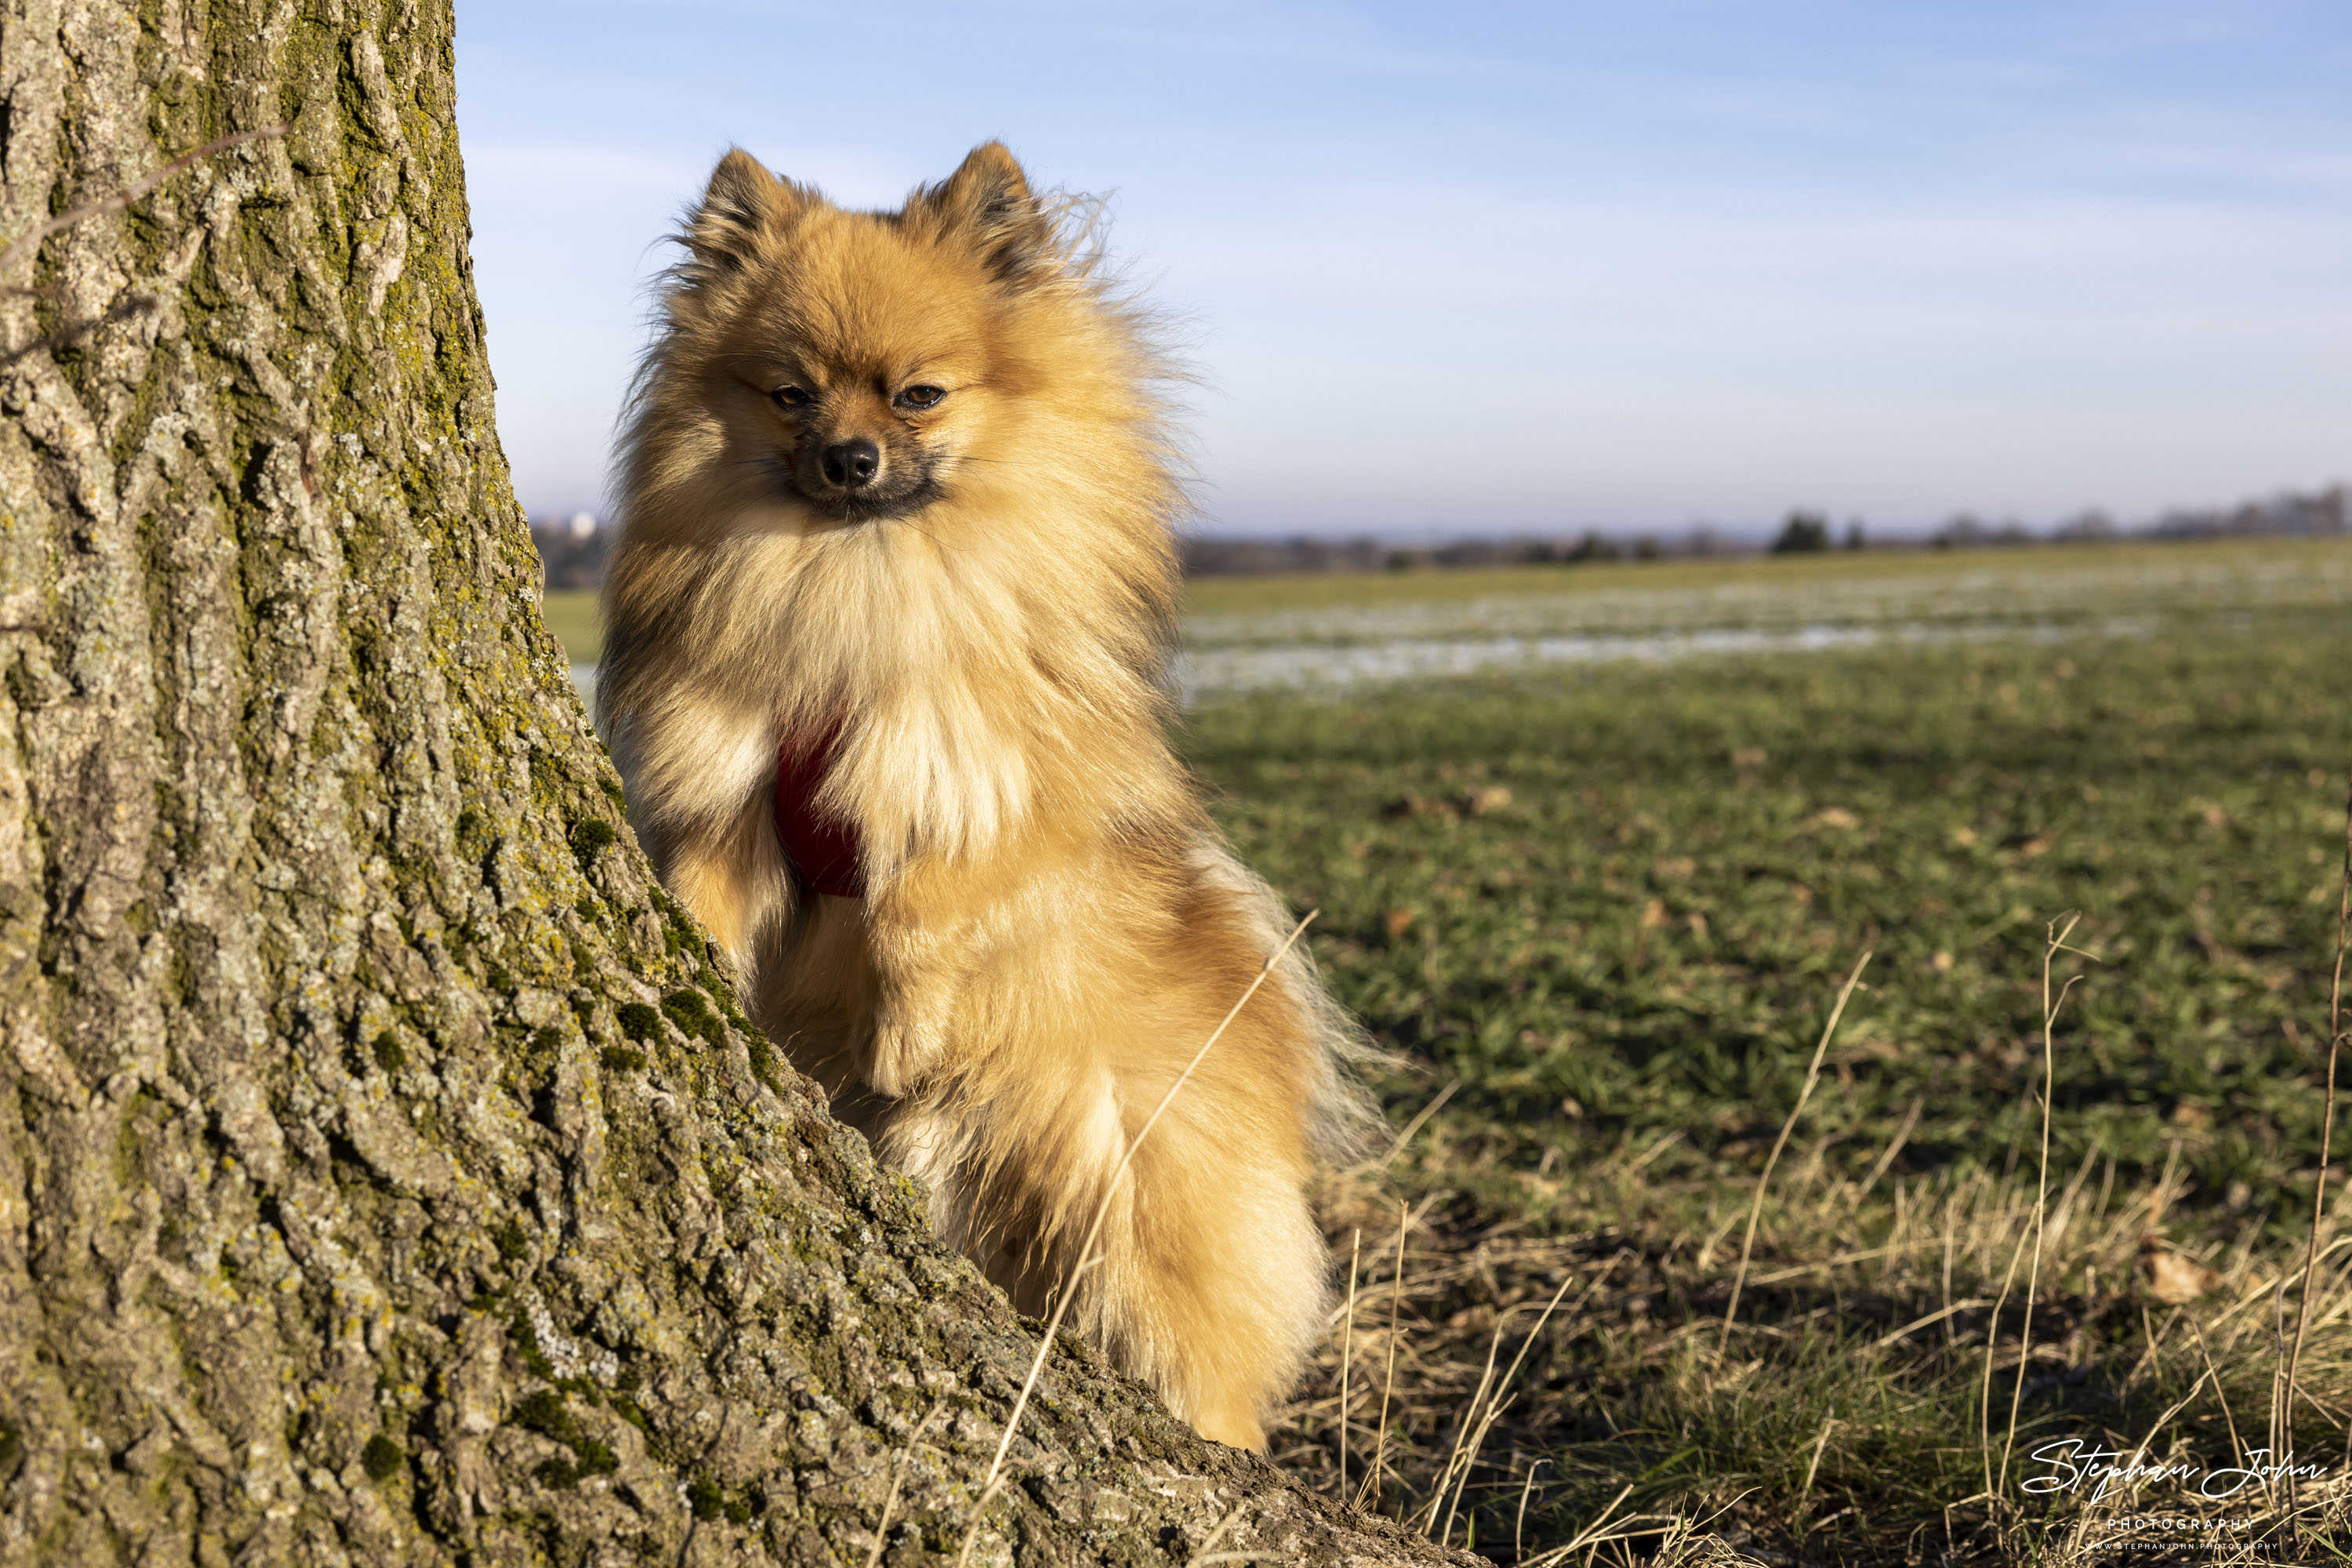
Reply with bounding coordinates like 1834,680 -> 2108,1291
1181,553 -> 2350,652
574,617 -> 2166,713
1171,616 -> 2154,701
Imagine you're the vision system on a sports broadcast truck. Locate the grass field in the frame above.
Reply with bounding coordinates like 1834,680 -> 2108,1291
539,588 -> 602,668
540,540 -> 2352,1563
1178,535 -> 2352,619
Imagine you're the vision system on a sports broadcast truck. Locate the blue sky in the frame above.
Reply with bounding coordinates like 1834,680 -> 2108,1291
456,1 -> 2350,538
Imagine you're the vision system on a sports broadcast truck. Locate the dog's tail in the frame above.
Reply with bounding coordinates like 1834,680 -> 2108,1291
1190,842 -> 1387,1165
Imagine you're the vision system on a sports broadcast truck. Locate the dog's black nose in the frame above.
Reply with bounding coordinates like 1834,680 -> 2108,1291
821,440 -> 881,488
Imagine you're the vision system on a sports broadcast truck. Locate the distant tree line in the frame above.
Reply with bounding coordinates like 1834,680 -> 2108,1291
1181,526 -> 1732,577
531,513 -> 612,589
1177,482 -> 2347,577
532,483 -> 2348,587
1764,511 -> 1867,554
1909,485 -> 2347,553
2149,483 -> 2344,539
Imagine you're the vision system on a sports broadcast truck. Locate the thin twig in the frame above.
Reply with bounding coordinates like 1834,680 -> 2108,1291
0,123 -> 289,289
1338,1226 -> 1359,1501
1723,951 -> 1872,1336
956,911 -> 1317,1566
2285,760 -> 2351,1473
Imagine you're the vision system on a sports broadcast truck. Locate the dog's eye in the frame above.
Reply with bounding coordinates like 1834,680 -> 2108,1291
896,384 -> 946,410
771,387 -> 811,408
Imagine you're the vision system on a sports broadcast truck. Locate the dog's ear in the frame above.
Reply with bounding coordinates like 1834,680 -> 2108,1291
684,148 -> 795,274
916,143 -> 1056,283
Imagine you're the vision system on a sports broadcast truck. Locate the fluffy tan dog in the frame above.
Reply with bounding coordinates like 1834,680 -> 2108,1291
598,143 -> 1359,1450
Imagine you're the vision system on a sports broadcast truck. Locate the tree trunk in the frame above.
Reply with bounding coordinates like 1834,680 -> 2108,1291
0,4 -> 1473,1563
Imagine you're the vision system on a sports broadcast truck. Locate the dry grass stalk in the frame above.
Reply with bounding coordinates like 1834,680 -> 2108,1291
1292,1115 -> 2352,1561
1361,1199 -> 1410,1512
2188,1312 -> 2247,1467
1975,1167 -> 2032,1501
1421,1318 -> 1505,1538
2053,1364 -> 2216,1563
956,910 -> 1318,1566
1372,1077 -> 1460,1174
1265,871 -> 2352,1559
1514,1457 -> 1548,1561
1798,1414 -> 1838,1507
1996,913 -> 2092,1497
1722,950 -> 1872,1337
2284,760 -> 2351,1471
1338,1226 -> 1360,1500
1851,1098 -> 1922,1209
1514,1480 -> 1674,1568
1426,1270 -> 1579,1544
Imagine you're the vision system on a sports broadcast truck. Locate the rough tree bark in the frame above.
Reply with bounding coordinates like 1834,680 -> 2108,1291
0,3 -> 1478,1563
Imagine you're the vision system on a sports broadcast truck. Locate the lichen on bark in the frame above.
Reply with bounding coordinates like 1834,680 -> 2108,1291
0,2 -> 1475,1563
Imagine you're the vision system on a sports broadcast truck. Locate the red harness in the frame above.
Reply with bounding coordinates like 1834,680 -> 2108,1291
774,717 -> 865,898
